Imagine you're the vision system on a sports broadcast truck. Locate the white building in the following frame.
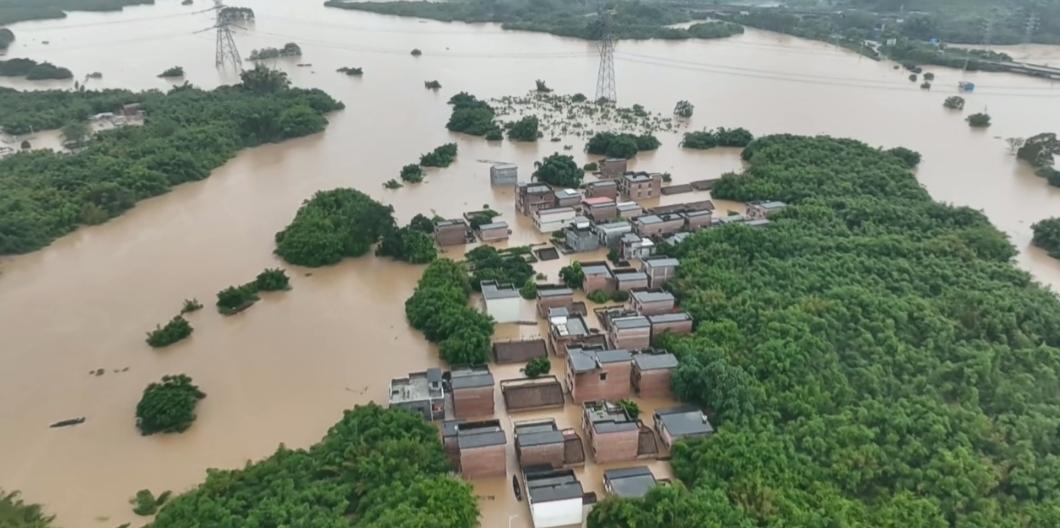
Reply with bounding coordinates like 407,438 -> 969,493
525,468 -> 584,528
481,281 -> 521,323
534,206 -> 577,234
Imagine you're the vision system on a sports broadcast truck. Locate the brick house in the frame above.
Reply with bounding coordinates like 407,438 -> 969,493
581,261 -> 615,293
582,400 -> 658,463
442,419 -> 507,478
517,183 -> 555,215
434,219 -> 471,246
618,172 -> 662,201
582,196 -> 618,222
448,365 -> 495,419
548,308 -> 599,357
600,158 -> 628,179
603,466 -> 658,498
514,418 -> 586,469
565,347 -> 633,403
613,270 -> 649,292
630,290 -> 675,316
585,180 -> 619,199
634,213 -> 684,238
619,233 -> 655,260
616,201 -> 643,219
554,188 -> 583,208
490,163 -> 518,186
536,286 -> 574,317
653,406 -> 714,448
641,257 -> 679,289
608,314 -> 651,349
477,220 -> 510,242
631,351 -> 679,399
595,221 -> 633,249
648,312 -> 694,339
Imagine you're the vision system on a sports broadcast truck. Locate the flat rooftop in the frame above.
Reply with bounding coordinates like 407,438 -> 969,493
642,257 -> 679,269
612,315 -> 650,331
537,287 -> 574,298
568,348 -> 633,373
389,368 -> 443,403
596,221 -> 631,233
481,280 -> 519,300
525,469 -> 584,503
632,290 -> 674,304
585,401 -> 637,433
478,221 -> 508,230
655,406 -> 714,438
551,313 -> 590,338
633,352 -> 679,371
615,269 -> 648,281
449,366 -> 494,390
515,420 -> 565,447
604,467 -> 657,498
583,196 -> 615,206
637,215 -> 662,225
648,312 -> 692,324
582,263 -> 612,276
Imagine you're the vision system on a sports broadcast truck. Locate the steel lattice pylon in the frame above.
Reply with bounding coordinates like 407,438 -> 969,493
594,12 -> 616,103
213,0 -> 243,71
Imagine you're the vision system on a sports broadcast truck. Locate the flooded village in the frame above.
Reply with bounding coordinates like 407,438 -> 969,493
1,0 -> 1060,527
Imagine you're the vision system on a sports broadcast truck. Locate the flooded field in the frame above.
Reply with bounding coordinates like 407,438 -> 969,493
1,1 -> 1059,526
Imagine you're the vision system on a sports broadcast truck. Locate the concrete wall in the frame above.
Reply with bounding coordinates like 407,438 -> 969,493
616,277 -> 649,292
636,218 -> 684,238
537,296 -> 573,317
583,274 -> 614,293
453,386 -> 495,419
486,297 -> 521,324
531,498 -> 584,528
632,298 -> 675,316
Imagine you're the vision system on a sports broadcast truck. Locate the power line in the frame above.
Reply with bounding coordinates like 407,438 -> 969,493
9,7 -> 215,32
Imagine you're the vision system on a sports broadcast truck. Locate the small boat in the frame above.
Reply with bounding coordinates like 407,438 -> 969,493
49,417 -> 85,428
512,475 -> 523,501
958,81 -> 976,93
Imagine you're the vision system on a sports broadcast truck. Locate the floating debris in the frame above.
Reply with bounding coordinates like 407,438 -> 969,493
49,417 -> 85,428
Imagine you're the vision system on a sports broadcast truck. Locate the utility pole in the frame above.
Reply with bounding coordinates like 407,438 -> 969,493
594,9 -> 616,103
212,0 -> 243,71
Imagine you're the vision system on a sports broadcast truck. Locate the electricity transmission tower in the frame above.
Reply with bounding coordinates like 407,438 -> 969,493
594,10 -> 616,103
211,0 -> 243,71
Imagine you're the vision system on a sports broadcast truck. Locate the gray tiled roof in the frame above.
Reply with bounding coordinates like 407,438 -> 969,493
612,316 -> 650,330
538,287 -> 573,298
648,312 -> 692,324
518,430 -> 565,447
614,271 -> 648,282
642,257 -> 679,269
449,368 -> 494,389
481,281 -> 519,300
457,428 -> 507,449
526,470 -> 584,503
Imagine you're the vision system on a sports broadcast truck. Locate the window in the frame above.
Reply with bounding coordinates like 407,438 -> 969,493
600,372 -> 608,381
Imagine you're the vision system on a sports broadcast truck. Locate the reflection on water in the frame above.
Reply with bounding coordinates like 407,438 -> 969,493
0,1 -> 1059,526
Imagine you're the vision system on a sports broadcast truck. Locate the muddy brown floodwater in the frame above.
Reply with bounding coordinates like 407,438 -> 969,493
1,1 -> 1059,526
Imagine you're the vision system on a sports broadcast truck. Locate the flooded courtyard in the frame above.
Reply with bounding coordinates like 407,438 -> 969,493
1,1 -> 1059,526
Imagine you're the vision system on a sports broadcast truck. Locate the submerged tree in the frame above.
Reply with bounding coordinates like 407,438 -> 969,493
533,153 -> 582,188
135,374 -> 206,435
674,100 -> 694,118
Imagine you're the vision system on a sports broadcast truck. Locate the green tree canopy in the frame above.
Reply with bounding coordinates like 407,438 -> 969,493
533,153 -> 582,188
135,374 -> 206,435
274,188 -> 395,267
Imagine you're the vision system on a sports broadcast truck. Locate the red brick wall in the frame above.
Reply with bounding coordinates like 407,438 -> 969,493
633,368 -> 673,399
453,386 -> 495,419
570,362 -> 632,403
616,278 -> 649,292
590,428 -> 640,463
517,442 -> 565,469
610,328 -> 651,349
583,274 -> 614,293
461,444 -> 507,477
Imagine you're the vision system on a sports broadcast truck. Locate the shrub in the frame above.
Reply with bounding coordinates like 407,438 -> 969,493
420,143 -> 457,167
411,48 -> 422,56
383,179 -> 402,189
583,161 -> 599,172
1032,217 -> 1060,258
682,127 -> 754,149
409,214 -> 436,233
337,66 -> 363,76
446,92 -> 498,136
559,262 -> 585,289
135,374 -> 206,435
586,132 -> 659,159
617,399 -> 640,419
587,290 -> 610,304
376,227 -> 438,264
885,146 -> 922,168
216,285 -> 259,315
146,316 -> 193,348
255,268 -> 290,291
158,66 -> 184,78
967,113 -> 991,127
132,489 -> 164,516
405,260 -> 493,365
180,298 -> 203,314
673,100 -> 694,118
400,164 -> 424,183
524,357 -> 551,378
424,80 -> 441,90
507,115 -> 540,141
519,279 -> 538,300
610,290 -> 630,302
943,96 -> 965,110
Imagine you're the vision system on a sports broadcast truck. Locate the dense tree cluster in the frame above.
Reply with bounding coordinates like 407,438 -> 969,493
135,374 -> 206,435
424,79 -> 441,90
399,163 -> 424,183
524,357 -> 550,378
506,115 -> 540,141
146,316 -> 193,348
0,0 -> 151,26
445,91 -> 500,136
274,188 -> 395,267
681,127 -> 754,149
465,245 -> 534,292
559,261 -> 584,289
0,489 -> 54,527
405,259 -> 494,364
0,58 -> 72,80
216,284 -> 259,315
1031,217 -> 1060,259
586,131 -> 660,159
325,0 -> 749,41
255,268 -> 290,291
673,99 -> 694,118
419,143 -> 457,168
132,489 -> 171,516
1017,132 -> 1060,186
0,71 -> 343,255
376,226 -> 437,264
150,404 -> 478,526
600,134 -> 1060,525
533,153 -> 582,188
336,66 -> 363,76
885,146 -> 921,168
